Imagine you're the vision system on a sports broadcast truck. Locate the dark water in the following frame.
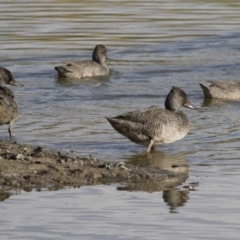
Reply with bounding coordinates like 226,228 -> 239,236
1,0 -> 240,239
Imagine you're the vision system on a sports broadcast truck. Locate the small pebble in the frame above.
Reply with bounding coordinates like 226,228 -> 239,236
16,153 -> 25,161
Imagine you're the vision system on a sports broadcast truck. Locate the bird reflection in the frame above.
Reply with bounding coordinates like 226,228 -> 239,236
202,97 -> 237,107
117,151 -> 189,191
163,188 -> 189,213
116,151 -> 192,211
55,74 -> 110,85
126,151 -> 188,173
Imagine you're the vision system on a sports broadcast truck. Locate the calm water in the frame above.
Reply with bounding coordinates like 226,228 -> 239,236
1,0 -> 240,239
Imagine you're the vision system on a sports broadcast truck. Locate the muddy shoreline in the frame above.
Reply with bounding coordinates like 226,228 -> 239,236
0,142 -> 189,194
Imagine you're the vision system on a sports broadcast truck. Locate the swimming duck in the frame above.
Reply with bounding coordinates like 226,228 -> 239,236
55,44 -> 109,79
0,67 -> 21,138
200,81 -> 240,99
106,87 -> 196,153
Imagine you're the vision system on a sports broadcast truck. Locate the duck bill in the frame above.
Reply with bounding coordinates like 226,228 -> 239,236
9,79 -> 24,87
184,102 -> 197,110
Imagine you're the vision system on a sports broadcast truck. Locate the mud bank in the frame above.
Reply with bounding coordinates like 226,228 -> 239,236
0,142 -> 189,193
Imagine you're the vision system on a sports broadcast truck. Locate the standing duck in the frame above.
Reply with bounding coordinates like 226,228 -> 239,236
200,81 -> 240,100
55,44 -> 109,79
0,67 -> 21,87
106,87 -> 196,153
0,67 -> 22,138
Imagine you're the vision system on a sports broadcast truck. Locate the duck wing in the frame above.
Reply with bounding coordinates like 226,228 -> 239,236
106,107 -> 168,143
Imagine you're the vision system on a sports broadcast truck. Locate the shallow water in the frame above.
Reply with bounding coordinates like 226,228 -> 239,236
1,0 -> 240,239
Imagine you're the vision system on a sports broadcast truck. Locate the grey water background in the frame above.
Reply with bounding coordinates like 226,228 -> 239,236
1,0 -> 240,239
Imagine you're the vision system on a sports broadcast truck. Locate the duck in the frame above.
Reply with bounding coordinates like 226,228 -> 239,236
106,87 -> 196,153
200,81 -> 240,100
0,67 -> 22,87
0,86 -> 18,138
54,44 -> 109,79
0,67 -> 22,138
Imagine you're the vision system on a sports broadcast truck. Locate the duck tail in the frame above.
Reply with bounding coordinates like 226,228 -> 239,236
106,117 -> 121,129
199,83 -> 212,98
106,117 -> 115,125
54,66 -> 71,75
54,66 -> 64,72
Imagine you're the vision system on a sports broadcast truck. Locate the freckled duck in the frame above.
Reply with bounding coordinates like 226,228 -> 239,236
200,81 -> 240,100
0,67 -> 22,87
55,44 -> 109,79
106,87 -> 196,153
0,67 -> 22,138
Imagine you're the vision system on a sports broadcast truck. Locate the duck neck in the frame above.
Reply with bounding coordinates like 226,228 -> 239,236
93,53 -> 105,64
94,56 -> 108,72
165,100 -> 178,111
99,57 -> 107,68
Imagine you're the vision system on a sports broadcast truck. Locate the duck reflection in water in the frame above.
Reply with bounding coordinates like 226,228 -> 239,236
201,97 -> 238,108
117,151 -> 196,212
163,188 -> 189,213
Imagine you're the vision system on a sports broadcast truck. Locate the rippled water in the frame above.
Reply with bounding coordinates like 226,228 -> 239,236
1,0 -> 240,239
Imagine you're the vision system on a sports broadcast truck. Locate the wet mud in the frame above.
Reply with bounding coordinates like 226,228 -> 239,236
0,142 -> 189,193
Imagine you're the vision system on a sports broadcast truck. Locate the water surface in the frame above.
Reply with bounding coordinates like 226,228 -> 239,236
1,0 -> 240,239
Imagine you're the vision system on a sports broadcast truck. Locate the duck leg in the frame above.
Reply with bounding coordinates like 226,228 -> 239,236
146,139 -> 154,153
8,123 -> 12,139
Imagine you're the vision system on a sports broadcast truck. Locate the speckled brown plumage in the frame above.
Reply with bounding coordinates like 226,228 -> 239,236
106,87 -> 195,153
0,67 -> 21,138
0,86 -> 18,138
